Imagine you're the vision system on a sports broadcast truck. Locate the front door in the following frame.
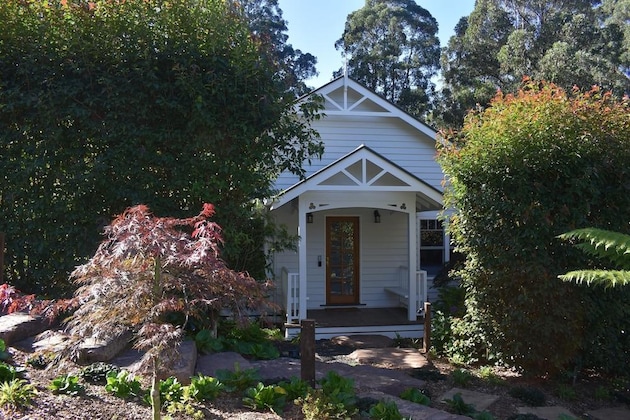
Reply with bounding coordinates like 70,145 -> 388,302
326,217 -> 360,305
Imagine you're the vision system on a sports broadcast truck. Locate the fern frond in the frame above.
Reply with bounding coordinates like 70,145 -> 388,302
559,270 -> 630,288
558,228 -> 630,269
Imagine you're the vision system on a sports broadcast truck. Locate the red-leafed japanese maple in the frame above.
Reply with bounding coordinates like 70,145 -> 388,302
61,204 -> 272,418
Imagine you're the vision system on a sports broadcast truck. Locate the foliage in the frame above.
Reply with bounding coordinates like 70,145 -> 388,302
556,384 -> 577,401
143,377 -> 185,409
215,364 -> 261,393
0,340 -> 10,363
277,377 -> 310,401
80,362 -> 119,384
443,392 -> 476,416
508,386 -> 546,407
368,400 -> 404,420
437,0 -> 630,128
399,387 -> 430,405
62,204 -> 272,389
0,0 -> 323,296
438,80 -> 630,375
0,379 -> 37,411
297,370 -> 359,420
335,0 -> 440,119
48,374 -> 84,396
194,330 -> 225,354
243,382 -> 287,414
196,322 -> 281,359
318,370 -> 357,409
185,374 -> 225,402
0,362 -> 21,383
558,228 -> 630,287
451,368 -> 474,387
297,388 -> 358,420
26,352 -> 55,370
476,366 -> 503,386
105,370 -> 144,399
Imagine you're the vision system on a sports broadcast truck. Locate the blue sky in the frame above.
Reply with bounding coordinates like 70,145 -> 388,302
279,0 -> 476,87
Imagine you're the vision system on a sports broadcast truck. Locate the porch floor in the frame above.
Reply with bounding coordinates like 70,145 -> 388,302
297,307 -> 423,328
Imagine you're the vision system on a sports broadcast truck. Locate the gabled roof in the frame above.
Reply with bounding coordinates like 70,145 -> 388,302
270,145 -> 443,211
301,75 -> 437,139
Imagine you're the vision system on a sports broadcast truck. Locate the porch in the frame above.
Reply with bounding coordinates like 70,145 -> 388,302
284,307 -> 424,340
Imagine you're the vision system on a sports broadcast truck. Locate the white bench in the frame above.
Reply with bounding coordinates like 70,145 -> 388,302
384,287 -> 409,299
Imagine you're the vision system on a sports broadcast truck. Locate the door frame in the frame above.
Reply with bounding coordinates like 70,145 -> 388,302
325,216 -> 360,305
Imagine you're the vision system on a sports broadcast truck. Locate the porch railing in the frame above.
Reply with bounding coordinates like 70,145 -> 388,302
281,267 -> 300,324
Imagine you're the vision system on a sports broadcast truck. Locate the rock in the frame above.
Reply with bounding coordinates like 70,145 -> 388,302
78,330 -> 133,363
347,347 -> 429,369
195,351 -> 251,378
516,405 -> 579,420
0,312 -> 49,345
361,391 -> 471,420
331,334 -> 394,348
166,340 -> 197,385
440,387 -> 499,412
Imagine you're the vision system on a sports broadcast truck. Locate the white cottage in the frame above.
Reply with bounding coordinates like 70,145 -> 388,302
268,76 -> 451,339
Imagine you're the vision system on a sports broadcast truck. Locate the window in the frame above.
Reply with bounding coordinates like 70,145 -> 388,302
418,219 -> 453,277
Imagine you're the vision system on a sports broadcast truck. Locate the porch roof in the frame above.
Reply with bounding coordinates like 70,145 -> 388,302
269,144 -> 443,211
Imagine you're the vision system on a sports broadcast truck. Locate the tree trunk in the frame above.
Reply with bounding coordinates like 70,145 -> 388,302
151,355 -> 161,420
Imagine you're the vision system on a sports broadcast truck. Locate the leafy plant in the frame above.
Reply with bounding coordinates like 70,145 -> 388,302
556,384 -> 577,400
318,370 -> 357,409
0,339 -> 10,362
215,364 -> 261,393
476,366 -> 503,385
508,386 -> 546,407
62,204 -> 272,420
26,352 -> 55,370
105,370 -> 144,399
0,379 -> 37,411
438,80 -> 630,375
49,374 -> 84,396
368,400 -> 404,420
451,368 -> 474,387
243,382 -> 287,414
297,388 -> 358,420
400,387 -> 430,405
277,377 -> 310,401
443,392 -> 476,416
158,377 -> 184,407
0,362 -> 21,383
194,329 -> 225,354
558,228 -> 630,287
594,385 -> 611,401
80,362 -> 120,384
185,374 -> 225,402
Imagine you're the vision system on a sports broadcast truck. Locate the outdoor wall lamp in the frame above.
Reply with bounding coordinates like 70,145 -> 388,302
373,210 -> 381,223
306,213 -> 314,223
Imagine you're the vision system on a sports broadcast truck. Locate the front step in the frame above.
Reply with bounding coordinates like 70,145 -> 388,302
284,323 -> 424,340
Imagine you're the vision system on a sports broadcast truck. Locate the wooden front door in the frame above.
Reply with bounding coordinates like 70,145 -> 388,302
326,217 -> 360,305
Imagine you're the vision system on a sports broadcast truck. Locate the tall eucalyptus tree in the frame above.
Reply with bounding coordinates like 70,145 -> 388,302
335,0 -> 440,119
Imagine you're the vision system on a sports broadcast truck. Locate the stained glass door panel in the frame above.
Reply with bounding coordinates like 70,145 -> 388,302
326,217 -> 359,305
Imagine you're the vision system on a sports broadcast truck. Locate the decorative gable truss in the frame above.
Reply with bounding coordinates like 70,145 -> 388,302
271,145 -> 442,211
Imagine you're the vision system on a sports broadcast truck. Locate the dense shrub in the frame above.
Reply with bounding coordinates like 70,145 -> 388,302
438,80 -> 630,375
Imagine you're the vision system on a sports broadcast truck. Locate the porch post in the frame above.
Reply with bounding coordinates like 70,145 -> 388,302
298,198 -> 308,321
407,207 -> 417,321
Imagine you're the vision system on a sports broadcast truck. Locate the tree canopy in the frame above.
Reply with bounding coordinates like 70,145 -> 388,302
438,81 -> 630,374
334,0 -> 440,119
0,0 -> 323,296
437,0 -> 630,128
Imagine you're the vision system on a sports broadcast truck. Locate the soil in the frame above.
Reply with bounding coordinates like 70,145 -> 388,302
1,340 -> 628,420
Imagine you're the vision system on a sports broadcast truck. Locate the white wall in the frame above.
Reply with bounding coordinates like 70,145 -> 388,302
274,114 -> 443,193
